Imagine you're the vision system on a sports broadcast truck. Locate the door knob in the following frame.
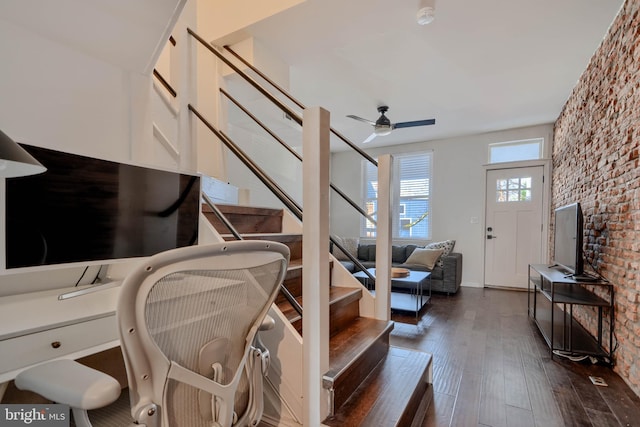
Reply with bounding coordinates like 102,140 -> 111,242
487,235 -> 497,239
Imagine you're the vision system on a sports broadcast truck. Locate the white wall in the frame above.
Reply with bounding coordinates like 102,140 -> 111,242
0,18 -> 134,161
330,123 -> 554,287
202,0 -> 305,44
0,17 -> 154,295
0,7 -> 196,295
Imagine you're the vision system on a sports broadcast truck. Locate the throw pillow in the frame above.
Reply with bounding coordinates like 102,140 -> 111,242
425,239 -> 456,267
404,244 -> 419,258
404,248 -> 444,270
333,237 -> 359,261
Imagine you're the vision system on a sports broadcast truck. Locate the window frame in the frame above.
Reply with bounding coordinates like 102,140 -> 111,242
361,151 -> 432,240
488,138 -> 544,164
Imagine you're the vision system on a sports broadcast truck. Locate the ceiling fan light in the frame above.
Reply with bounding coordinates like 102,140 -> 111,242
417,7 -> 435,25
374,126 -> 392,136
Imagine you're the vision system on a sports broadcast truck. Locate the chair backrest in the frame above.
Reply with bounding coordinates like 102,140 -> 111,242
116,241 -> 290,427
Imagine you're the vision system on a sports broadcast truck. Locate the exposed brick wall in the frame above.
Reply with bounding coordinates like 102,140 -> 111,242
553,0 -> 640,395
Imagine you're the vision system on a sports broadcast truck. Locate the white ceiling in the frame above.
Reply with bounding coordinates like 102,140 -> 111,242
228,0 -> 623,150
0,0 -> 185,74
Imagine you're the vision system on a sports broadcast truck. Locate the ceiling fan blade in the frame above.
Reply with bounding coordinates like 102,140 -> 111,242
347,115 -> 376,126
363,132 -> 377,143
393,118 -> 436,129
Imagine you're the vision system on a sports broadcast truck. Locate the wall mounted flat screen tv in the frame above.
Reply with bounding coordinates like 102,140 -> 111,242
4,144 -> 200,270
553,202 -> 584,276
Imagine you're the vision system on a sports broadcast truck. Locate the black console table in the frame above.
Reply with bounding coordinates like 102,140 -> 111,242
528,264 -> 614,363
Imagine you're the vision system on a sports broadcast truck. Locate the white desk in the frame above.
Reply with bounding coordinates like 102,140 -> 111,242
0,283 -> 122,388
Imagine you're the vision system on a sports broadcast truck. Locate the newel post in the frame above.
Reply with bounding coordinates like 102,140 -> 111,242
375,154 -> 394,320
302,106 -> 331,425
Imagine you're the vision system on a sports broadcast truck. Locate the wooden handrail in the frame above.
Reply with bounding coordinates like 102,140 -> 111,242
188,27 -> 377,223
220,88 -> 376,225
196,120 -> 304,317
220,88 -> 302,161
224,44 -> 378,167
188,27 -> 378,288
201,193 -> 243,240
153,69 -> 177,98
188,104 -> 303,221
188,28 -> 302,126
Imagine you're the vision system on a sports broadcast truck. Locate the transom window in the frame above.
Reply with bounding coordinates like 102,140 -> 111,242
496,177 -> 532,202
362,152 -> 432,239
488,138 -> 543,164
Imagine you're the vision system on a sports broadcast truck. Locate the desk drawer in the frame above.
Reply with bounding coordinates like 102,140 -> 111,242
0,315 -> 118,374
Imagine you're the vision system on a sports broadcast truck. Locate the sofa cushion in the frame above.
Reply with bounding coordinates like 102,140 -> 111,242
425,240 -> 456,267
339,261 -> 356,272
367,245 -> 376,261
404,248 -> 444,270
361,261 -> 376,269
357,245 -> 408,263
428,265 -> 444,280
333,236 -> 359,261
358,244 -> 373,261
392,246 -> 407,263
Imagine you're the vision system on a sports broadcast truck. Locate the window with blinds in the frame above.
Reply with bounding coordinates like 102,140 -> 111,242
362,152 -> 432,239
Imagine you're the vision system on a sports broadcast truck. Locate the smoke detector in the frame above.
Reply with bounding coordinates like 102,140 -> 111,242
417,6 -> 435,25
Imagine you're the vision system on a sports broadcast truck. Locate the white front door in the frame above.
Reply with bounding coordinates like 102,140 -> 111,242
484,166 -> 544,288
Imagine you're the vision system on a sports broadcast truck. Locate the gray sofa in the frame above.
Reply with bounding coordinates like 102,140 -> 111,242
338,244 -> 462,295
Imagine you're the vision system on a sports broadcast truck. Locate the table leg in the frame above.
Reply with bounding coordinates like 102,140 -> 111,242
415,279 -> 421,319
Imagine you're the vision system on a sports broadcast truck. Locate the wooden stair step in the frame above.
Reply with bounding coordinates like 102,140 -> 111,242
277,295 -> 303,328
277,258 -> 303,302
276,286 -> 363,335
324,317 -> 394,414
328,287 -> 363,337
221,233 -> 302,259
202,204 -> 283,234
323,346 -> 433,427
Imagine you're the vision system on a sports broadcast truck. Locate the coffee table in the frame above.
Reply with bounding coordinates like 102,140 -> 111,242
352,268 -> 431,318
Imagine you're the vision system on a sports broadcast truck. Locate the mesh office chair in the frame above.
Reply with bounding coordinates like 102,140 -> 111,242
118,240 -> 289,427
16,240 -> 289,427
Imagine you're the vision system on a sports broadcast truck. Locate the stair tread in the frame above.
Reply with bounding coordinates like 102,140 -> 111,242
276,286 -> 361,324
220,232 -> 301,240
202,204 -> 284,234
203,203 -> 283,216
325,317 -> 394,383
277,295 -> 303,323
323,346 -> 433,427
327,286 -> 362,306
287,258 -> 303,270
220,233 -> 302,259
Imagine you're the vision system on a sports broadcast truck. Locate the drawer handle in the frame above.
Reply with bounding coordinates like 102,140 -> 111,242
51,341 -> 61,349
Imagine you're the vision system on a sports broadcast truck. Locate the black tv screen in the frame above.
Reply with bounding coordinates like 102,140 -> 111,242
553,202 -> 584,276
5,145 -> 200,270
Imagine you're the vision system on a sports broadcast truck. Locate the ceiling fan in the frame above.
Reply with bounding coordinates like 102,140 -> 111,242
347,106 -> 435,143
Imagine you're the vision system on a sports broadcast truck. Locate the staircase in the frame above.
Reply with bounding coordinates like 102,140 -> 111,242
204,203 -> 433,426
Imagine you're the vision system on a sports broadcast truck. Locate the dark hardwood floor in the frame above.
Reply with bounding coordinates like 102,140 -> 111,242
389,287 -> 640,427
